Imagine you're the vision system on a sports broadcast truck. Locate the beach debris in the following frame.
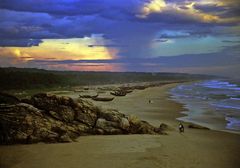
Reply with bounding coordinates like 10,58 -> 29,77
148,100 -> 154,103
132,86 -> 146,90
110,90 -> 127,96
79,93 -> 98,99
188,123 -> 210,130
92,96 -> 114,102
0,93 -> 165,144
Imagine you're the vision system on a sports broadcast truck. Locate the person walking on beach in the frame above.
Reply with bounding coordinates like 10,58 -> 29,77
179,122 -> 184,133
148,100 -> 153,104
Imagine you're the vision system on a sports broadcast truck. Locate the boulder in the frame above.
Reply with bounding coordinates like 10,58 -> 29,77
74,99 -> 99,127
74,110 -> 97,127
129,120 -> 157,134
98,109 -> 125,123
59,133 -> 72,143
76,123 -> 91,134
0,103 -> 79,144
48,106 -> 75,122
120,118 -> 130,130
159,123 -> 168,130
0,92 -> 20,104
0,93 -> 165,144
95,118 -> 123,135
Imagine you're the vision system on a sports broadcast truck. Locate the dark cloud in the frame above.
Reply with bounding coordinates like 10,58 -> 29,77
194,3 -> 227,14
0,1 -> 238,44
222,40 -> 240,43
0,0 -> 105,16
0,9 -> 109,46
0,9 -> 63,42
0,0 -> 239,76
194,2 -> 240,19
0,0 -> 143,18
88,44 -> 126,48
220,7 -> 240,18
0,39 -> 42,47
135,11 -> 201,24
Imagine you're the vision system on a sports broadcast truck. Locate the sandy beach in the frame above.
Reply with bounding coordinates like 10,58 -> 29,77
1,84 -> 240,168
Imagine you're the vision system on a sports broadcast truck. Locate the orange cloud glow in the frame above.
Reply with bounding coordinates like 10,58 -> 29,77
137,0 -> 240,24
0,37 -> 118,63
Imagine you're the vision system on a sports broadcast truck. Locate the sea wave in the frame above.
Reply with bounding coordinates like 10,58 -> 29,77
171,80 -> 240,134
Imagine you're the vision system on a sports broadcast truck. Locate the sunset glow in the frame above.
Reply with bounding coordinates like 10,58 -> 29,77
0,0 -> 239,76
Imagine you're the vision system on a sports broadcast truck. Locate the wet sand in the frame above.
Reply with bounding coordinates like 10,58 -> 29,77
1,84 -> 240,168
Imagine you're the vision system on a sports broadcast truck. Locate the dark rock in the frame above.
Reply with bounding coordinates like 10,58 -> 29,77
120,118 -> 130,130
0,93 -> 165,144
159,123 -> 168,130
76,123 -> 91,134
0,103 -> 77,144
127,115 -> 163,134
95,118 -> 123,134
132,120 -> 157,134
74,111 -> 97,127
110,90 -> 127,96
59,133 -> 72,143
188,123 -> 210,130
92,96 -> 114,101
74,99 -> 98,127
98,109 -> 125,123
21,98 -> 32,104
0,92 -> 20,105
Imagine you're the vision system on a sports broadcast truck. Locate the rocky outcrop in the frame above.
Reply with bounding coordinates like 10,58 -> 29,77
0,93 -> 164,144
110,85 -> 147,97
0,92 -> 20,104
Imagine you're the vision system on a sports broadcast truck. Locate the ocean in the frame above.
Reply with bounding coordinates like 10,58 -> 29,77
171,80 -> 240,134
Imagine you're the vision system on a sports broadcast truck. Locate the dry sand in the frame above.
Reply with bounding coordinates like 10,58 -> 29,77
1,84 -> 240,168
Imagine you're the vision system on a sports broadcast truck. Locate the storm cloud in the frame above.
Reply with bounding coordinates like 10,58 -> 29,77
0,0 -> 239,77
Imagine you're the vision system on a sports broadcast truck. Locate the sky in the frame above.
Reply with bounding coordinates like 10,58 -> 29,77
0,0 -> 239,77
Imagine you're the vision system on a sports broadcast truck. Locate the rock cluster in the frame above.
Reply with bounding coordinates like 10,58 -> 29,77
0,93 -> 164,144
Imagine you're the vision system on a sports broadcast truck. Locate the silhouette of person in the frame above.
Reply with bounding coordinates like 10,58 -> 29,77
179,122 -> 184,133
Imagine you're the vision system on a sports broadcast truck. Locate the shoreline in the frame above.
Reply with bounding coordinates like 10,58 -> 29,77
92,83 -> 186,128
1,82 -> 240,168
169,81 -> 240,135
